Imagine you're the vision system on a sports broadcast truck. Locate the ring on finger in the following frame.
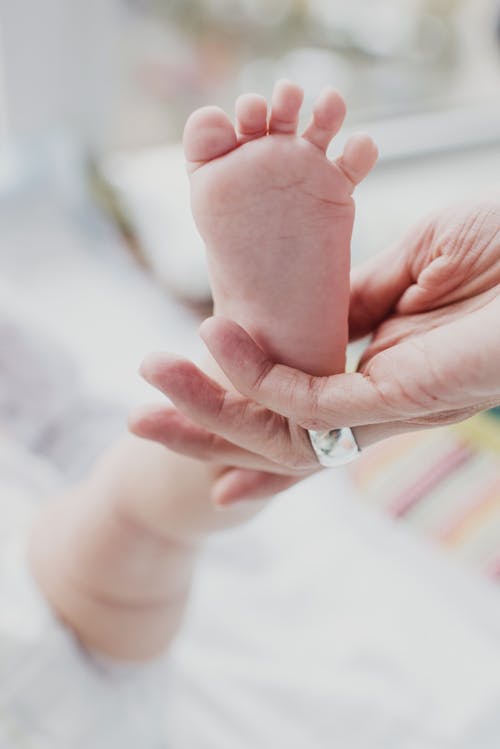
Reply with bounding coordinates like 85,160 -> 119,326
308,427 -> 360,468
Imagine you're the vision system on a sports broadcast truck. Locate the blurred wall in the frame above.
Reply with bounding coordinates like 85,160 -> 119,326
0,0 -> 123,149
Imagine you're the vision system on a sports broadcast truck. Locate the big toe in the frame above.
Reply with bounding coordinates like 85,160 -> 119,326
183,106 -> 238,171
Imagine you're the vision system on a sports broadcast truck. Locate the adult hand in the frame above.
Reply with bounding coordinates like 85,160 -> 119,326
131,197 -> 500,503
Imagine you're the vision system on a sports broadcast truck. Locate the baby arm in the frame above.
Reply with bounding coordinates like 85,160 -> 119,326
29,433 -> 260,660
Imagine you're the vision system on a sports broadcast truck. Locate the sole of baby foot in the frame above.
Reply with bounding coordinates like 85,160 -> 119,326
183,81 -> 378,377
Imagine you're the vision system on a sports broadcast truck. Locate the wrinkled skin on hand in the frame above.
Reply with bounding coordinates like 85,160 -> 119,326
132,198 -> 500,504
349,198 -> 500,429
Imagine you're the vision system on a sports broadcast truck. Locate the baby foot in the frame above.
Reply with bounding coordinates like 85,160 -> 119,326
183,80 -> 377,376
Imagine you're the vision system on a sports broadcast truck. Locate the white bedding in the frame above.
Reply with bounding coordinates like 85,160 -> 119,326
167,471 -> 500,748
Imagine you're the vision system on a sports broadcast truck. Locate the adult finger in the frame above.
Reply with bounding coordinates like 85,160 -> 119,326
133,354 -> 485,487
200,317 -> 399,430
202,304 -> 500,432
348,229 -> 420,340
139,353 -> 317,472
129,396 -> 422,481
129,404 -> 294,474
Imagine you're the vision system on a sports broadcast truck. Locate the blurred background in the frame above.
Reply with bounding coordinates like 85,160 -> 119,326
0,0 -> 499,393
3,0 -> 499,147
1,0 -> 499,309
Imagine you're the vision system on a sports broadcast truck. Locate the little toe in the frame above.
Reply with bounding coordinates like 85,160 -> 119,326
336,134 -> 379,192
268,80 -> 304,136
183,106 -> 238,171
235,93 -> 268,144
302,88 -> 346,152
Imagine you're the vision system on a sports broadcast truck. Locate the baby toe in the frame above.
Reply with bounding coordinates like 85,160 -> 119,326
302,88 -> 346,152
183,106 -> 238,171
268,80 -> 304,136
336,134 -> 379,191
235,93 -> 268,144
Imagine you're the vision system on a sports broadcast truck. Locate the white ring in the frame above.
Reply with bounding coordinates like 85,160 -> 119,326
308,427 -> 360,467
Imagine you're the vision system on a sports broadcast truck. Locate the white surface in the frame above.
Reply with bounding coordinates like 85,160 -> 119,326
167,471 -> 500,748
102,145 -> 210,301
351,140 -> 500,265
0,193 -> 201,405
346,105 -> 500,163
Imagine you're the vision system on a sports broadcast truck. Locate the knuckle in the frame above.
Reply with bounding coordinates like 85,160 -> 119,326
275,368 -> 304,410
212,386 -> 232,420
206,430 -> 225,456
297,375 -> 337,430
250,359 -> 276,393
282,426 -> 318,472
261,415 -> 306,472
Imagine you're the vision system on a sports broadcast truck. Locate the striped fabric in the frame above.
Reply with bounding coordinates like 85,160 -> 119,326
348,409 -> 500,579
